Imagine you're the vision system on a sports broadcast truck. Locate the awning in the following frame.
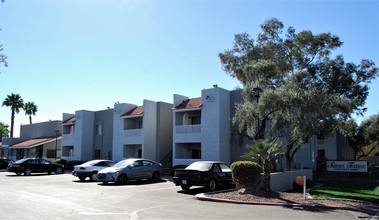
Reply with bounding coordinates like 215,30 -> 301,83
9,137 -> 61,149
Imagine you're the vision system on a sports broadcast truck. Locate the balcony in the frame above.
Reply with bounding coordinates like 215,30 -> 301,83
175,125 -> 201,134
124,129 -> 142,137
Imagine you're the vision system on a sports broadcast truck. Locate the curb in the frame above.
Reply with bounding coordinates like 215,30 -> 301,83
195,193 -> 355,210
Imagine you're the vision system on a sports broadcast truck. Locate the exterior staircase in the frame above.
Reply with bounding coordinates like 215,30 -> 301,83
160,151 -> 173,176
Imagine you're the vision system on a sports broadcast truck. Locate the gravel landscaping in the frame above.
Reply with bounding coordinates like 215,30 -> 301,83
204,189 -> 379,216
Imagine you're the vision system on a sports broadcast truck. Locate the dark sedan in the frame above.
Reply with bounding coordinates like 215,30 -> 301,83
0,158 -> 13,169
173,161 -> 234,191
7,158 -> 64,176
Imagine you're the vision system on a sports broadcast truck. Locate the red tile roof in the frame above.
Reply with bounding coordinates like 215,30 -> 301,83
175,97 -> 202,109
63,116 -> 76,124
121,106 -> 144,117
10,136 -> 61,148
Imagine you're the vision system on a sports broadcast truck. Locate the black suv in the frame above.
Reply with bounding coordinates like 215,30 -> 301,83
0,158 -> 13,169
7,158 -> 64,176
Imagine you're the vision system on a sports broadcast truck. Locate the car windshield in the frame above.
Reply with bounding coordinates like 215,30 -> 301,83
113,160 -> 135,168
81,160 -> 101,166
14,158 -> 28,164
186,162 -> 213,171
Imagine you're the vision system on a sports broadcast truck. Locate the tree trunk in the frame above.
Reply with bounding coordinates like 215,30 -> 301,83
262,160 -> 271,191
29,115 -> 32,124
10,110 -> 15,138
285,144 -> 293,171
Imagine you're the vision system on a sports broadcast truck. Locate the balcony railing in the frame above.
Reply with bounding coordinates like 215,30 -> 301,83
124,129 -> 142,137
175,125 -> 201,134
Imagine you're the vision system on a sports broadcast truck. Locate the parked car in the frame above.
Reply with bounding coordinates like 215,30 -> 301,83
96,158 -> 162,184
6,158 -> 64,176
72,159 -> 116,181
173,161 -> 234,191
0,158 -> 13,169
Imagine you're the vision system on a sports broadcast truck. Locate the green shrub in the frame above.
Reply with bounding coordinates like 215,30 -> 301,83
171,164 -> 188,176
231,161 -> 262,189
52,159 -> 67,168
66,160 -> 86,170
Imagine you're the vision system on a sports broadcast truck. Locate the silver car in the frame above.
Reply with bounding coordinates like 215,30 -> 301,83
72,160 -> 116,181
96,158 -> 162,184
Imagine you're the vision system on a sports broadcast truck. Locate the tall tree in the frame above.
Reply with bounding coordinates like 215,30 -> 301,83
2,93 -> 24,137
24,102 -> 38,124
220,18 -> 378,170
243,139 -> 284,191
0,122 -> 10,140
347,114 -> 379,159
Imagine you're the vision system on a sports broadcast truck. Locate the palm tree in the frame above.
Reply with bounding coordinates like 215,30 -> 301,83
2,93 -> 24,137
243,139 -> 284,191
24,102 -> 38,124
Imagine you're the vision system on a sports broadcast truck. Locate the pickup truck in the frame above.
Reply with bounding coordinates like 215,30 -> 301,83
173,161 -> 234,191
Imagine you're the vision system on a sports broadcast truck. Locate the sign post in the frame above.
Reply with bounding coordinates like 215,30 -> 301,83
295,176 -> 307,200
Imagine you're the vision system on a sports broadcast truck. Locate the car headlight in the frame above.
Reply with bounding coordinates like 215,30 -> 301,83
115,171 -> 120,175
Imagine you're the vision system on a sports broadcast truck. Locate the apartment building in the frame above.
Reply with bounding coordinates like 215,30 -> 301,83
1,121 -> 62,161
61,109 -> 114,161
112,100 -> 173,163
172,86 -> 240,166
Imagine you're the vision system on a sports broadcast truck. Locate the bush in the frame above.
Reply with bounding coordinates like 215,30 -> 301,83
231,161 -> 262,189
52,159 -> 67,168
292,179 -> 314,192
171,164 -> 188,176
66,160 -> 86,170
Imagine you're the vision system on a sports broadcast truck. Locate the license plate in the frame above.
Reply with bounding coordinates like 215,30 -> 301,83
182,180 -> 187,184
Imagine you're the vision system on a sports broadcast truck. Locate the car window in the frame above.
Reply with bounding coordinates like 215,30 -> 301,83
142,160 -> 153,166
131,160 -> 142,167
186,162 -> 213,171
27,159 -> 35,164
95,161 -> 107,167
41,159 -> 50,164
106,161 -> 115,166
213,164 -> 222,172
219,163 -> 231,172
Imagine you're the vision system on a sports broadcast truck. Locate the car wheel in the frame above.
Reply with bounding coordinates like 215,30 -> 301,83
55,167 -> 64,174
79,177 -> 86,181
24,168 -> 32,176
180,184 -> 191,191
89,172 -> 98,181
208,179 -> 217,191
117,174 -> 128,185
151,172 -> 160,182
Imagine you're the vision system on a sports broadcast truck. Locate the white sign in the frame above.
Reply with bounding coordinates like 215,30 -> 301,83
326,161 -> 368,173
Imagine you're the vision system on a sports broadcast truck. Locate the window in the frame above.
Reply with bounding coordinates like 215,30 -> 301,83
94,150 -> 101,159
46,150 -> 56,158
95,125 -> 102,135
220,163 -> 231,172
191,149 -> 201,159
142,160 -> 153,166
213,164 -> 221,173
191,116 -> 201,125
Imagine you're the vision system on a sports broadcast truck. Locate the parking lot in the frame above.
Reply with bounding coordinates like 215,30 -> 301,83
0,170 -> 366,220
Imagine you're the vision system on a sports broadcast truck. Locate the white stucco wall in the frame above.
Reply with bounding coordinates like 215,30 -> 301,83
112,103 -> 137,162
74,110 -> 94,161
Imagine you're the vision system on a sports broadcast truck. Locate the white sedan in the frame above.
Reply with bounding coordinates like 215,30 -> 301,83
72,160 -> 115,181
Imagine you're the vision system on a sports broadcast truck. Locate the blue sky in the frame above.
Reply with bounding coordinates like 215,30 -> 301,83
0,0 -> 378,137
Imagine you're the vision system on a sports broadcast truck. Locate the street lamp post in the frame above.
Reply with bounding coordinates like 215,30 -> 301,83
55,129 -> 59,159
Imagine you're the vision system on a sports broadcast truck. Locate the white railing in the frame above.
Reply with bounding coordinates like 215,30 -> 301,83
175,125 -> 201,134
124,129 -> 142,137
